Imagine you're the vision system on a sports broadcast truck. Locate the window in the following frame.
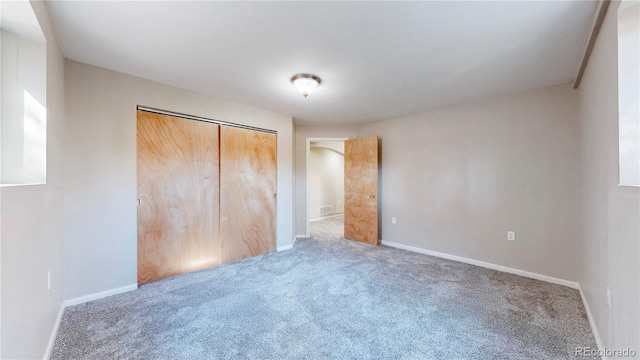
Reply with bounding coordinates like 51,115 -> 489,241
0,0 -> 47,186
618,0 -> 640,187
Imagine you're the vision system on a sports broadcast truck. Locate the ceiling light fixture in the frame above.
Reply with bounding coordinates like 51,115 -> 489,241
291,73 -> 321,98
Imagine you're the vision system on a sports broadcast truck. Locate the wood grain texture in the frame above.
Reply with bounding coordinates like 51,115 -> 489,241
220,126 -> 277,263
137,111 -> 220,285
344,136 -> 379,245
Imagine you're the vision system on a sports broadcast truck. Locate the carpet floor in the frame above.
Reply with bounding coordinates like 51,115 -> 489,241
51,217 -> 596,359
310,215 -> 344,238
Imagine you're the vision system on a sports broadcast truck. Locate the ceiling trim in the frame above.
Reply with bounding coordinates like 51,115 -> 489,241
573,0 -> 611,89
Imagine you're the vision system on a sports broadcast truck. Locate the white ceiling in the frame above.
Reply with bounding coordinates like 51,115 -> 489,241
2,0 -> 45,42
46,1 -> 596,126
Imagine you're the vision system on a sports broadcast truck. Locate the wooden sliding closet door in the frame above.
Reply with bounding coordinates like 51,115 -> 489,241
137,111 -> 220,285
220,126 -> 277,264
344,136 -> 379,245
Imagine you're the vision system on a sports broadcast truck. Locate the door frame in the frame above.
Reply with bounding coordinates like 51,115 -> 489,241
305,137 -> 349,237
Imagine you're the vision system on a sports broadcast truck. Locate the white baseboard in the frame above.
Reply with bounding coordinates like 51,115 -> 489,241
63,283 -> 138,307
43,304 -> 65,360
278,235 -> 307,252
310,213 -> 344,222
579,284 -> 606,358
45,284 -> 138,359
277,244 -> 293,252
380,240 -> 579,289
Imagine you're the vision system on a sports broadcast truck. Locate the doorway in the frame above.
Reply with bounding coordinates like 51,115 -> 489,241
306,139 -> 346,239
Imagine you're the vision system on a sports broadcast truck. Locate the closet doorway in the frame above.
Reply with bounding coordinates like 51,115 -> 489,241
137,109 -> 276,285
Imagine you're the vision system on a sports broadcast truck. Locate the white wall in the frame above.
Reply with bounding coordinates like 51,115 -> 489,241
308,146 -> 344,219
356,84 -> 581,281
578,0 -> 640,352
0,1 -> 65,358
294,126 -> 357,236
63,60 -> 294,301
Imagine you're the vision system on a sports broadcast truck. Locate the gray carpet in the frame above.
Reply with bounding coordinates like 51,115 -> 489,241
51,217 -> 596,359
310,214 -> 344,238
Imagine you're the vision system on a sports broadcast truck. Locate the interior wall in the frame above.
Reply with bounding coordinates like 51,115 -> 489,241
0,1 -> 65,358
63,60 -> 294,301
356,84 -> 581,281
308,147 -> 344,219
294,126 -> 357,236
577,0 -> 640,351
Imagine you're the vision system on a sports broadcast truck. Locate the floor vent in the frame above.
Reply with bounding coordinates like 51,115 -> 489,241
319,206 -> 334,216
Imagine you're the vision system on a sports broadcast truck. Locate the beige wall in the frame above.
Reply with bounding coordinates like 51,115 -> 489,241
356,84 -> 581,281
308,147 -> 344,219
294,126 -> 357,236
0,1 -> 65,358
578,0 -> 640,351
63,61 -> 294,301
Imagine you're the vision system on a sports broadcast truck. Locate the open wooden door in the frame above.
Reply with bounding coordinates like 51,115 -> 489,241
137,111 -> 220,285
220,126 -> 277,263
344,136 -> 379,245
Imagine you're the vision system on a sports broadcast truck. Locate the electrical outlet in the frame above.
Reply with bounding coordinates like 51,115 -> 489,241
507,231 -> 516,241
607,288 -> 611,309
47,270 -> 51,290
391,217 -> 397,224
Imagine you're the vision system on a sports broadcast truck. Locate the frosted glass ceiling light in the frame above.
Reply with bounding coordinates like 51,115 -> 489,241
291,73 -> 321,98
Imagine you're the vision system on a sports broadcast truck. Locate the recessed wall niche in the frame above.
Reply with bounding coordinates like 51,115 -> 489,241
0,0 -> 47,186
